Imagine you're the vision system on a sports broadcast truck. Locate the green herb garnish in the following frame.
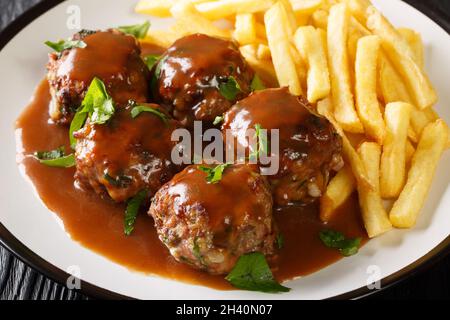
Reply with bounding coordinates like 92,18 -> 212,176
319,230 -> 362,257
118,21 -> 150,39
124,190 -> 147,236
276,234 -> 285,249
249,124 -> 268,161
144,54 -> 160,70
130,105 -> 168,124
213,115 -> 224,126
34,146 -> 75,168
250,75 -> 266,91
69,77 -> 115,148
198,163 -> 231,184
45,39 -> 86,52
225,252 -> 290,293
218,76 -> 242,101
104,173 -> 132,188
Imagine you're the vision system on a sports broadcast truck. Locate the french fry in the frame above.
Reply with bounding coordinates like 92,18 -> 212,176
265,2 -> 303,95
233,14 -> 257,45
256,44 -> 271,60
357,142 -> 392,238
135,0 -> 176,17
290,0 -> 323,15
170,2 -> 231,39
294,26 -> 330,103
195,0 -> 275,20
327,4 -> 364,133
239,45 -> 278,87
380,102 -> 412,198
320,165 -> 356,222
398,27 -> 424,69
390,120 -> 449,228
342,0 -> 371,24
366,6 -> 437,109
405,139 -> 415,167
141,29 -> 180,48
317,98 -> 372,189
311,9 -> 328,30
355,35 -> 385,143
279,0 -> 298,35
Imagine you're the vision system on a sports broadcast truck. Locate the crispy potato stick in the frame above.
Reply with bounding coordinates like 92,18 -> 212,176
239,46 -> 278,87
355,35 -> 385,143
141,29 -> 180,48
290,0 -> 323,15
320,165 -> 356,222
405,139 -> 415,167
135,0 -> 175,17
357,142 -> 392,238
366,6 -> 437,109
279,0 -> 298,35
342,0 -> 371,24
317,98 -> 372,189
398,27 -> 424,69
390,120 -> 449,228
380,102 -> 412,198
265,2 -> 303,95
312,9 -> 328,30
255,22 -> 267,40
327,4 -> 364,133
195,0 -> 275,20
170,2 -> 231,38
233,14 -> 257,45
256,44 -> 271,60
294,26 -> 330,103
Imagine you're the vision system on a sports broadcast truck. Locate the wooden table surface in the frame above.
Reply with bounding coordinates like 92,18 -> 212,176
0,0 -> 449,300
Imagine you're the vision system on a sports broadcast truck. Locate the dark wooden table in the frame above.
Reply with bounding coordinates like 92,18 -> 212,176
0,0 -> 449,300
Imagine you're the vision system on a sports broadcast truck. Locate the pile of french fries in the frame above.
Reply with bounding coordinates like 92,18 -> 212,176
135,0 -> 449,238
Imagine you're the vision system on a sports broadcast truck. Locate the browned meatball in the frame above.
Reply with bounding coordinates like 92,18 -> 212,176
222,88 -> 344,206
47,29 -> 149,125
152,34 -> 255,126
74,103 -> 182,202
149,164 -> 276,275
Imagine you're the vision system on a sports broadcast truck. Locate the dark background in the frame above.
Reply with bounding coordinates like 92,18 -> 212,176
0,0 -> 449,300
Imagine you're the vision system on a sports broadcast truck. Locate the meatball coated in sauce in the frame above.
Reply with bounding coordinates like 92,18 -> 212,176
149,164 -> 276,275
74,103 -> 181,203
222,88 -> 344,206
47,29 -> 150,124
153,34 -> 255,126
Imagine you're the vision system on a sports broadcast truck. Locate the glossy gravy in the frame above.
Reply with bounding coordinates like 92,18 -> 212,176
15,44 -> 367,291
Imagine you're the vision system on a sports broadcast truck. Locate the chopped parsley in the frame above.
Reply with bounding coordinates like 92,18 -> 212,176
276,234 -> 285,249
225,252 -> 290,293
144,54 -> 160,70
34,146 -> 75,168
249,124 -> 268,161
118,21 -> 150,39
319,230 -> 362,257
198,163 -> 232,184
130,104 -> 168,124
124,190 -> 147,236
218,76 -> 242,101
45,39 -> 86,52
250,74 -> 266,91
213,115 -> 224,126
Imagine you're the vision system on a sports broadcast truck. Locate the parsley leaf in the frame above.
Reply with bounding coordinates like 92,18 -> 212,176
225,252 -> 290,293
276,234 -> 285,249
130,104 -> 168,124
118,21 -> 150,39
249,124 -> 268,161
34,146 -> 75,168
69,77 -> 115,149
198,164 -> 231,184
250,74 -> 266,91
144,54 -> 160,70
319,230 -> 362,257
45,39 -> 86,52
213,115 -> 224,126
124,190 -> 147,236
218,76 -> 242,101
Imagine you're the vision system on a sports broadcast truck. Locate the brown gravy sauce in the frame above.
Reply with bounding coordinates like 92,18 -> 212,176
15,44 -> 368,291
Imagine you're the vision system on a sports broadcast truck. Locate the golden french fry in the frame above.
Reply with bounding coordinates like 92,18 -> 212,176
141,29 -> 180,48
342,0 -> 371,24
195,0 -> 275,20
320,165 -> 356,222
135,0 -> 176,17
366,6 -> 437,109
355,35 -> 385,143
357,142 -> 392,238
290,0 -> 323,14
255,22 -> 267,40
170,2 -> 231,39
233,13 -> 257,45
317,98 -> 372,189
294,26 -> 330,103
406,139 -> 415,167
265,2 -> 303,95
279,0 -> 298,36
256,44 -> 271,60
311,9 -> 328,30
380,102 -> 412,198
239,45 -> 278,87
398,27 -> 424,69
327,4 -> 364,133
390,120 -> 449,228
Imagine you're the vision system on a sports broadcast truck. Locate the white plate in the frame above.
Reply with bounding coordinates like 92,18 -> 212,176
0,0 -> 449,300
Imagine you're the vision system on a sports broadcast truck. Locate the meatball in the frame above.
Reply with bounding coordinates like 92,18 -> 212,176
47,29 -> 149,124
74,102 -> 182,202
153,34 -> 255,126
222,88 -> 344,206
149,164 -> 276,275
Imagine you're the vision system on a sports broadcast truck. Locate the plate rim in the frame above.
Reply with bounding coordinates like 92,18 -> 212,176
0,0 -> 449,300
